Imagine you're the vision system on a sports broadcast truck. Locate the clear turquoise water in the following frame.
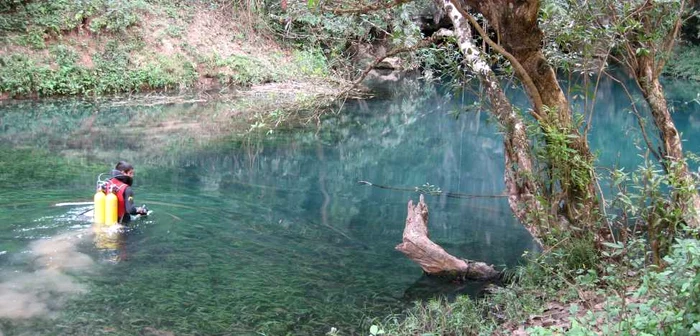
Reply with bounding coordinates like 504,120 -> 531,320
0,77 -> 699,335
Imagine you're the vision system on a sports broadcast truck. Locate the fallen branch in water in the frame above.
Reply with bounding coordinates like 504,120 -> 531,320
396,195 -> 501,281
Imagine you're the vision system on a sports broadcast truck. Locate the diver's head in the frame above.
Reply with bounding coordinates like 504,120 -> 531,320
115,161 -> 134,177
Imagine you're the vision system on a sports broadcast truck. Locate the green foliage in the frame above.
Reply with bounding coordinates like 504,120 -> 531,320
0,0 -> 334,97
267,0 -> 427,76
0,54 -> 38,96
563,236 -> 599,272
88,0 -> 145,33
380,296 -> 495,335
538,121 -> 593,195
539,0 -> 602,72
293,48 -> 329,77
0,0 -> 146,40
527,109 -> 596,234
0,46 -> 197,97
416,40 -> 482,89
665,44 -> 700,81
540,0 -> 690,75
609,156 -> 689,265
0,0 -> 186,97
211,54 -> 271,86
530,237 -> 700,335
379,262 -> 556,335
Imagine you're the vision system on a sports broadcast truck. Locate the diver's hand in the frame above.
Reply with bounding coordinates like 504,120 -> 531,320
136,206 -> 148,215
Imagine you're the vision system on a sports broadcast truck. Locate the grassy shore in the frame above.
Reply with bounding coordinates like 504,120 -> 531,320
0,0 -> 334,99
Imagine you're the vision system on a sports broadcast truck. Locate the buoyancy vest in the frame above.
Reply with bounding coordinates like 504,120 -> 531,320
105,178 -> 128,220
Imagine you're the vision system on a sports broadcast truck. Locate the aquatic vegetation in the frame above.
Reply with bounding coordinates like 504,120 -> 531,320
0,90 -> 531,335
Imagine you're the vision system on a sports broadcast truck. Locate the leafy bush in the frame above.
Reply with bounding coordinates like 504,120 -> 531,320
266,0 -> 427,77
664,44 -> 700,81
89,0 -> 146,33
527,237 -> 700,335
0,0 -> 145,41
610,156 -> 689,266
0,54 -> 38,96
292,47 -> 329,77
0,45 -> 197,97
212,54 -> 271,86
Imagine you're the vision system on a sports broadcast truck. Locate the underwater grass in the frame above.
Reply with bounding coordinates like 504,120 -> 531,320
0,92 -> 535,336
0,193 -> 418,336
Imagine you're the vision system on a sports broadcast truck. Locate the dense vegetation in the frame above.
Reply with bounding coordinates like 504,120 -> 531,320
0,0 -> 330,97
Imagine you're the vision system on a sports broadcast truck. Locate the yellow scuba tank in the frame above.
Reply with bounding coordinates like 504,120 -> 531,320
105,188 -> 119,225
93,188 -> 106,224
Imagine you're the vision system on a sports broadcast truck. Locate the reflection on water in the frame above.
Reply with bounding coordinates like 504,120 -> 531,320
0,76 -> 699,335
93,223 -> 127,263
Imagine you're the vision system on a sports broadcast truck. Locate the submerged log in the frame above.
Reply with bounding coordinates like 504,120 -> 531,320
395,195 -> 501,281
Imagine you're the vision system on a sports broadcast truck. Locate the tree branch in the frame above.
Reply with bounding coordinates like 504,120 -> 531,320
656,0 -> 686,75
396,195 -> 501,281
447,0 -> 544,118
337,34 -> 439,98
583,45 -> 613,140
602,70 -> 662,162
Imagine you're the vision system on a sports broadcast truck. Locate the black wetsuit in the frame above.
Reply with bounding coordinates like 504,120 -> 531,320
111,170 -> 139,224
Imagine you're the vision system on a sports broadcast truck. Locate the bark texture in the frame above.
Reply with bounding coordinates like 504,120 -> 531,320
637,56 -> 700,227
441,0 -> 545,244
396,195 -> 501,281
457,0 -> 598,226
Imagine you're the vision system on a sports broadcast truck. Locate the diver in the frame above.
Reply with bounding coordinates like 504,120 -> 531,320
104,161 -> 148,224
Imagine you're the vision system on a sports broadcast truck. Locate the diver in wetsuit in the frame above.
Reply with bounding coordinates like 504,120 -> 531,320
105,161 -> 148,224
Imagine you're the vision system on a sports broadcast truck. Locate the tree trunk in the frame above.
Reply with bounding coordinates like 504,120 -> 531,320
441,0 -> 547,244
459,0 -> 598,226
396,195 -> 501,281
637,56 -> 700,227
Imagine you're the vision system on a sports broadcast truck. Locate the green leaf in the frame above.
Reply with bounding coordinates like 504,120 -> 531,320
636,47 -> 650,56
602,242 -> 624,249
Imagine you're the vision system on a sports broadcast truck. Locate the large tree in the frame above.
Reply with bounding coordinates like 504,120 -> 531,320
311,0 -> 696,277
441,0 -> 601,230
316,0 -> 604,278
583,0 -> 700,227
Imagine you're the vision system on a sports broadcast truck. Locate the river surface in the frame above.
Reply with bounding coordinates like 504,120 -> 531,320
0,77 -> 699,335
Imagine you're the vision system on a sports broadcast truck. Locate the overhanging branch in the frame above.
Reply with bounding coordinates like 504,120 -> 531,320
337,34 -> 440,98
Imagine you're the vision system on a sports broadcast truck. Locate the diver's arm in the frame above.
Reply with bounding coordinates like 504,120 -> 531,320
123,187 -> 140,215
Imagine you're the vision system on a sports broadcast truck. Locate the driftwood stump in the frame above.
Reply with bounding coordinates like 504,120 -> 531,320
395,195 -> 501,281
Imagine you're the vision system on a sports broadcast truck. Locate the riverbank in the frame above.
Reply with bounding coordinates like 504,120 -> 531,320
0,1 -> 337,100
372,233 -> 700,335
